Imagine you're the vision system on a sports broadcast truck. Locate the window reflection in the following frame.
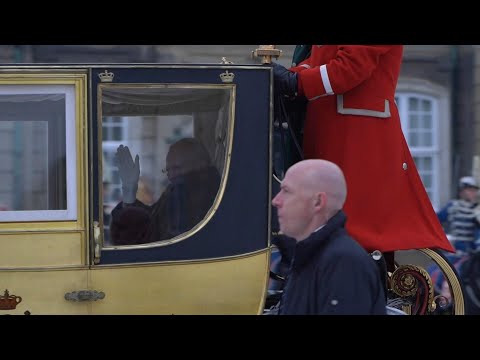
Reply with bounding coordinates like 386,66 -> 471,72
101,86 -> 231,246
0,93 -> 68,214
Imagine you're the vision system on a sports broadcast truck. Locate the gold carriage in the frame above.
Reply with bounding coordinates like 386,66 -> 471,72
0,47 -> 467,315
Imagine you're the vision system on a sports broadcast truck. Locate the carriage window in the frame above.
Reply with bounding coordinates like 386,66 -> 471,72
100,85 -> 231,246
0,85 -> 77,221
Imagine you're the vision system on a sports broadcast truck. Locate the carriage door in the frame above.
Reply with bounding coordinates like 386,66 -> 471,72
88,65 -> 273,314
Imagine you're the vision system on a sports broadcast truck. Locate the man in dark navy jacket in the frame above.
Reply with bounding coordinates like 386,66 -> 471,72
272,159 -> 386,315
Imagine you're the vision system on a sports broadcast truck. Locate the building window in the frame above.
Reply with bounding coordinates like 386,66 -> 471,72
396,93 -> 440,208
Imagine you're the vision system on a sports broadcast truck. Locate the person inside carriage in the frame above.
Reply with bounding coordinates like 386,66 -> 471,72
269,45 -> 456,313
110,138 -> 221,245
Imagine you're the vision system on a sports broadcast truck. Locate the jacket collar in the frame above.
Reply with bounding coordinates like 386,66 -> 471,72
292,210 -> 347,269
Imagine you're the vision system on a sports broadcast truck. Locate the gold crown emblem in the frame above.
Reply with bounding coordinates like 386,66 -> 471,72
220,70 -> 235,83
98,70 -> 114,83
0,289 -> 22,310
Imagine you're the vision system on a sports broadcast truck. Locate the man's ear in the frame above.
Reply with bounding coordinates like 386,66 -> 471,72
313,192 -> 326,211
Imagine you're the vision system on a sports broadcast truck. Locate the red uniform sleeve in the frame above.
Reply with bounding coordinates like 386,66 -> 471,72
297,45 -> 394,99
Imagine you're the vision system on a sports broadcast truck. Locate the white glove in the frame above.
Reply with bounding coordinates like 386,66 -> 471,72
114,145 -> 140,204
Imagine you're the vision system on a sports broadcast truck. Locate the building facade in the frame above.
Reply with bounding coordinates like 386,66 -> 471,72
0,44 -> 478,210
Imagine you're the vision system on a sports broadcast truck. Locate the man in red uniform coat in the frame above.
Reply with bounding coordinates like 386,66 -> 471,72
273,45 -> 454,254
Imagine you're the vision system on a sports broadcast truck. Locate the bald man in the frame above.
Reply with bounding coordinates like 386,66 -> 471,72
272,159 -> 386,315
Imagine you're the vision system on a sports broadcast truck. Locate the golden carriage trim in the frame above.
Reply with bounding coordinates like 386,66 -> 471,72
390,264 -> 436,315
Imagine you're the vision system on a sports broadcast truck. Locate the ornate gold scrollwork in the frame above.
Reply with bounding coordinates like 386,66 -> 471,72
387,249 -> 466,315
390,264 -> 436,314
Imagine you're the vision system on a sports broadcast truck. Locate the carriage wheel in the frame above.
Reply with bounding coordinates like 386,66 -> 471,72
389,248 -> 466,315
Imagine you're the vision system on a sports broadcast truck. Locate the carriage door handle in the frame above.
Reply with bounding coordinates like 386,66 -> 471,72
65,290 -> 105,302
